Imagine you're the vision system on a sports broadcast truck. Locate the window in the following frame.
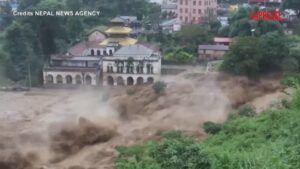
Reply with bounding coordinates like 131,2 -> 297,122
147,64 -> 153,74
185,8 -> 188,13
180,16 -> 183,20
193,1 -> 196,5
199,1 -> 201,5
185,16 -> 188,22
180,8 -> 183,13
198,9 -> 201,14
185,0 -> 188,5
97,50 -> 100,56
107,65 -> 114,73
180,0 -> 183,4
136,63 -> 144,74
193,9 -> 196,14
91,49 -> 94,56
126,64 -> 134,73
117,63 -> 124,73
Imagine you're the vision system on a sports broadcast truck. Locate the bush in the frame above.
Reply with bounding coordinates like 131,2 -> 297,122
152,81 -> 167,94
164,49 -> 194,63
203,122 -> 223,134
115,131 -> 211,169
237,104 -> 256,117
152,132 -> 211,169
126,88 -> 136,96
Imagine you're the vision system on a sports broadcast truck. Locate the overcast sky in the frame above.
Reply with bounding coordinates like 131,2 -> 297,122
150,0 -> 163,4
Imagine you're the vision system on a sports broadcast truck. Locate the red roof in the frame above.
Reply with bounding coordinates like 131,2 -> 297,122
249,0 -> 280,3
67,41 -> 103,56
214,37 -> 233,43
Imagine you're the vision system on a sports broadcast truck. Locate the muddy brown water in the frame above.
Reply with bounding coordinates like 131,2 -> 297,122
0,72 -> 286,169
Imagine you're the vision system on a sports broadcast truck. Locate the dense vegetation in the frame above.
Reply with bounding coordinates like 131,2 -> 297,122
220,32 -> 295,77
115,78 -> 300,169
218,7 -> 283,37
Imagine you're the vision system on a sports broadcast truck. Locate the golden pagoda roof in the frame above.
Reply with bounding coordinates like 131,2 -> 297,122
105,26 -> 132,34
100,37 -> 137,46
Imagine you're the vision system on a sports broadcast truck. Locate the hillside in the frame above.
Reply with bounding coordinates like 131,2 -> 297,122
115,76 -> 299,169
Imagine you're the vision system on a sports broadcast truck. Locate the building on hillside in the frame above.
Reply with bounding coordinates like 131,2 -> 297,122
198,45 -> 229,61
43,30 -> 110,86
214,37 -> 233,46
87,30 -> 107,43
161,0 -> 177,14
100,17 -> 138,46
177,0 -> 217,24
160,18 -> 182,32
102,44 -> 161,86
43,19 -> 161,87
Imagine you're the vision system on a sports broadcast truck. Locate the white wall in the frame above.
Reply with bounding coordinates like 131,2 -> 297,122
43,71 -> 98,85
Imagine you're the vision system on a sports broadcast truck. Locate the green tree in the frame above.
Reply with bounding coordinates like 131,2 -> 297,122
220,37 -> 262,77
259,32 -> 289,72
152,81 -> 167,94
221,33 -> 289,76
227,8 -> 283,37
165,49 -> 194,63
176,25 -> 213,54
3,22 -> 32,82
0,2 -> 13,29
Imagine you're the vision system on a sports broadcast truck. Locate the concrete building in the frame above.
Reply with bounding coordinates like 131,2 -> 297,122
214,37 -> 233,46
103,44 -> 161,86
198,45 -> 229,61
177,0 -> 217,24
160,18 -> 182,32
161,0 -> 177,14
43,18 -> 161,87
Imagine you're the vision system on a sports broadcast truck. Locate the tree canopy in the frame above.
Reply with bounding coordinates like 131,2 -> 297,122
220,32 -> 290,77
220,7 -> 284,37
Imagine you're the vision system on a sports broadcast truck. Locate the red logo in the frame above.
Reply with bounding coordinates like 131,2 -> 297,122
249,10 -> 285,21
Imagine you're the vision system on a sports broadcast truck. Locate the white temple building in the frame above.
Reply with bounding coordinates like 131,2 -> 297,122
43,17 -> 161,87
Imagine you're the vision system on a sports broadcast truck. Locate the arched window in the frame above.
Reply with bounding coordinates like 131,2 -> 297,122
117,62 -> 124,73
46,75 -> 53,84
75,75 -> 82,84
137,77 -> 144,85
127,77 -> 134,86
97,50 -> 100,56
117,76 -> 124,86
147,77 -> 154,84
56,75 -> 63,84
91,49 -> 95,56
109,50 -> 113,55
66,75 -> 73,84
85,75 -> 92,85
107,76 -> 114,86
107,64 -> 114,73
